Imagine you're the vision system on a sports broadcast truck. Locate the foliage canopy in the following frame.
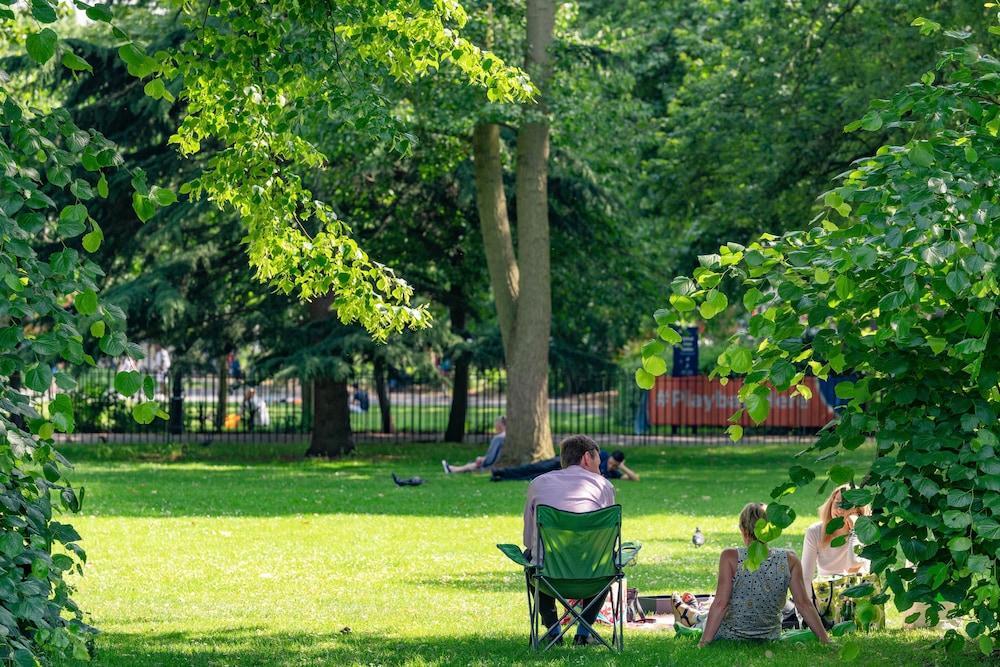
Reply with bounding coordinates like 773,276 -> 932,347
642,18 -> 1000,654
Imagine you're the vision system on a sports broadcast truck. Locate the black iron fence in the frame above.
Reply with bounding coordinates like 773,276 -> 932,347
33,367 -> 835,445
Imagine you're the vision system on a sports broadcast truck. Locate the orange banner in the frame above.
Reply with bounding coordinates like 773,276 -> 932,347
647,376 -> 836,428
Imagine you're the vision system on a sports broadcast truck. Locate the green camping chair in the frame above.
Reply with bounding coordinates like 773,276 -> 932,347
497,504 -> 640,651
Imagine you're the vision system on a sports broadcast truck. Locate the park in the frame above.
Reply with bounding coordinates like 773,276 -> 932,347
0,0 -> 998,665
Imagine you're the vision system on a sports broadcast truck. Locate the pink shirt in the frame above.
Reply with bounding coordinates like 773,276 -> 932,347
522,464 -> 616,557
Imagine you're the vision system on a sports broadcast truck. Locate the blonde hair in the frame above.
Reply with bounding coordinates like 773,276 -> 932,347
738,503 -> 768,539
820,485 -> 871,545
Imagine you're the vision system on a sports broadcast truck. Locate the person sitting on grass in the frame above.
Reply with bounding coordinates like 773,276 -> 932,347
442,416 -> 506,474
523,435 -> 615,646
491,448 -> 639,482
801,485 -> 871,591
671,502 -> 830,647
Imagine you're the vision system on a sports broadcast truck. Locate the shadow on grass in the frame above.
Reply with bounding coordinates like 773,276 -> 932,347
86,627 -> 984,667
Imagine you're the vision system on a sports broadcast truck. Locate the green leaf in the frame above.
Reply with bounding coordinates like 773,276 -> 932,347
830,535 -> 847,548
854,516 -> 879,544
766,503 -> 796,529
829,465 -> 854,485
132,401 -> 160,425
642,355 -> 666,376
82,224 -> 103,252
89,320 -> 106,338
25,28 -> 58,64
24,363 -> 52,392
118,43 -> 158,78
814,267 -> 830,285
825,516 -> 845,534
744,540 -> 769,571
947,488 -> 973,508
979,635 -> 994,657
926,337 -> 947,354
942,510 -> 971,529
114,371 -> 142,397
58,203 -> 88,238
669,294 -> 695,313
909,141 -> 934,166
132,193 -> 156,222
789,465 -> 815,485
698,289 -> 728,319
745,391 -> 769,424
743,287 -> 765,310
834,381 -> 855,399
860,111 -> 882,132
97,174 -> 109,198
947,536 -> 972,552
754,518 -> 781,542
61,51 -> 93,72
31,0 -> 57,22
727,424 -> 743,442
842,582 -> 875,599
658,326 -> 681,345
75,289 -> 98,315
150,185 -> 177,206
728,346 -> 753,374
635,368 -> 654,390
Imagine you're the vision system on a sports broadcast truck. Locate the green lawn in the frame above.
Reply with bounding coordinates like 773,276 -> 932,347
54,441 -> 980,666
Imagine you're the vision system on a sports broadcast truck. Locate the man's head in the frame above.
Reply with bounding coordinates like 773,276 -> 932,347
494,415 -> 506,434
606,450 -> 625,471
559,435 -> 600,473
244,387 -> 255,400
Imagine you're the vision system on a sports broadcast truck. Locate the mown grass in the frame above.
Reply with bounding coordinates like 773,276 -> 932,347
54,440 -> 983,666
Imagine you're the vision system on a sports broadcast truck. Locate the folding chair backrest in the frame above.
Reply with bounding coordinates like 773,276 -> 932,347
535,504 -> 621,581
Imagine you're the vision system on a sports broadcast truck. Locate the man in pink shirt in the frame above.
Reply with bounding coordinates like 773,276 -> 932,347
522,435 -> 616,646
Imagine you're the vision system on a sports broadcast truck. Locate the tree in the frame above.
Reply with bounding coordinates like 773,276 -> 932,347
0,0 -> 532,660
472,0 -> 556,464
641,18 -> 1000,655
641,0 -> 991,271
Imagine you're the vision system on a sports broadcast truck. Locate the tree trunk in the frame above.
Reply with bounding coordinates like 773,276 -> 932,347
471,0 -> 555,465
215,356 -> 227,430
301,376 -> 313,432
374,357 -> 393,433
444,299 -> 470,443
305,293 -> 354,457
306,378 -> 354,457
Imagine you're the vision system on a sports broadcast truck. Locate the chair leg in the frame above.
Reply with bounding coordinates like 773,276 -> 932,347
550,586 -> 615,650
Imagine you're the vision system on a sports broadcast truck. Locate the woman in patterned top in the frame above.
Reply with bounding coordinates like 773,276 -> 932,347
688,503 -> 829,647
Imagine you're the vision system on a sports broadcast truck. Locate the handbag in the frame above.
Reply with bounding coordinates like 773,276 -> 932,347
811,573 -> 885,630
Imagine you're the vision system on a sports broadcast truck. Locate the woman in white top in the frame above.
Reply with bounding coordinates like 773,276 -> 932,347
800,485 -> 871,590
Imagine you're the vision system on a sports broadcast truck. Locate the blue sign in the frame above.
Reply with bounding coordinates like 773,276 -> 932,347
672,327 -> 699,377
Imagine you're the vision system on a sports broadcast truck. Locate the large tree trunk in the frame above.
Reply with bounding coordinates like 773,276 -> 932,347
471,0 -> 555,465
444,299 -> 470,443
305,294 -> 354,457
374,357 -> 393,433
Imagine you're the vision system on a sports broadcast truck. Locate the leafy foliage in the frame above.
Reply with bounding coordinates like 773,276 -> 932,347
166,0 -> 534,339
2,0 -> 533,660
642,19 -> 1000,652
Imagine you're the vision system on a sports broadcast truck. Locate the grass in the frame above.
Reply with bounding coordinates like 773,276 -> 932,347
53,440 -> 982,666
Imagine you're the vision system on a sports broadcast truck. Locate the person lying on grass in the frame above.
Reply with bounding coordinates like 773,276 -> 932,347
442,415 -> 506,474
491,448 -> 639,482
672,502 -> 830,647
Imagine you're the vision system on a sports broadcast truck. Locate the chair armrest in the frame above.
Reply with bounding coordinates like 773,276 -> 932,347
620,541 -> 642,567
497,543 -> 529,567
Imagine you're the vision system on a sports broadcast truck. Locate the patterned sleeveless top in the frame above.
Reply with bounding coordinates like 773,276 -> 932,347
716,547 -> 792,641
